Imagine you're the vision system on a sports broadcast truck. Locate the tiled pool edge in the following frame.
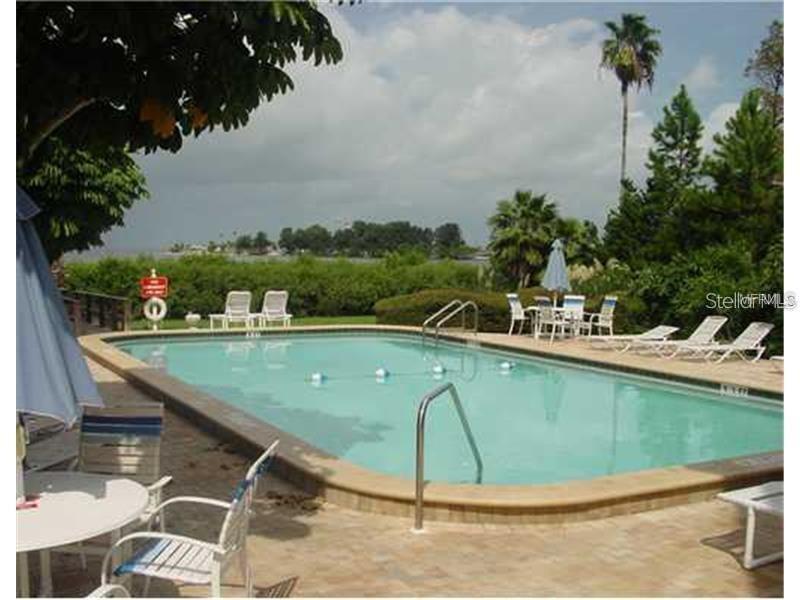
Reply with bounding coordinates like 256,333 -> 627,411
80,327 -> 784,525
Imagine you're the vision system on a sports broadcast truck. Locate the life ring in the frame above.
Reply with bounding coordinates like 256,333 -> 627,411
143,297 -> 167,322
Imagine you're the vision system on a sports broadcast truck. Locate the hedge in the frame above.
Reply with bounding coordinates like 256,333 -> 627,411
63,255 -> 482,319
374,288 -> 645,334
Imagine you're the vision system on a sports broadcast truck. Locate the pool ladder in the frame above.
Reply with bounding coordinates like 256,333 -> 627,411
421,300 -> 479,345
414,382 -> 482,532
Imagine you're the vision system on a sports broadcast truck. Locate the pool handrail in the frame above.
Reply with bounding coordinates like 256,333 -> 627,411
434,300 -> 479,343
414,382 -> 482,532
422,300 -> 463,343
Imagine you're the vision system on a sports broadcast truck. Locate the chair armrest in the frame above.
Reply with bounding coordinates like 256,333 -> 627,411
147,476 -> 173,494
87,583 -> 131,598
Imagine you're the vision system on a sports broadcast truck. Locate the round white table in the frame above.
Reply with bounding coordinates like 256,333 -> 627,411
17,472 -> 149,597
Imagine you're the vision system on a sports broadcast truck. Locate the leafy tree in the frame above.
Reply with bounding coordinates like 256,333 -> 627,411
602,180 -> 659,266
279,228 -> 295,254
697,89 -> 783,258
17,2 -> 343,167
745,20 -> 783,126
253,231 -> 271,253
293,224 -> 333,255
557,218 -> 601,266
600,13 -> 662,183
19,137 -> 148,261
234,234 -> 253,253
487,190 -> 559,288
434,223 -> 466,258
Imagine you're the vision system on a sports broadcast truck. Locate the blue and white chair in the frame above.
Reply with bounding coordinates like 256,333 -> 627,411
561,294 -> 586,337
101,440 -> 279,597
580,295 -> 617,337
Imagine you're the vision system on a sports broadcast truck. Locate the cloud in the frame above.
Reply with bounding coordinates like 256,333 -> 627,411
119,6 -> 653,249
702,101 -> 738,152
683,56 -> 720,94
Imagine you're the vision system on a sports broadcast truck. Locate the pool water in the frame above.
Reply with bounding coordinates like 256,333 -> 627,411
116,333 -> 783,485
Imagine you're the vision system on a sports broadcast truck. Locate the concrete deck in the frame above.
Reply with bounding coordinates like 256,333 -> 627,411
28,360 -> 782,597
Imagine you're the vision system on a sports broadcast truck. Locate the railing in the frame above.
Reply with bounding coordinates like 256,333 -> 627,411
421,300 -> 479,345
414,382 -> 482,531
61,289 -> 132,333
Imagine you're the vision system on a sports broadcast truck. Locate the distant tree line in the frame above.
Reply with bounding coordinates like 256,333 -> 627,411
277,221 -> 468,258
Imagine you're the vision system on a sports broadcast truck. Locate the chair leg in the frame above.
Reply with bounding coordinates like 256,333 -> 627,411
142,575 -> 152,597
239,548 -> 252,596
508,321 -> 513,335
211,562 -> 222,597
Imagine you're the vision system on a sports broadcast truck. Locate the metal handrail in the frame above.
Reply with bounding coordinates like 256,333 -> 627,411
421,299 -> 462,343
414,382 -> 482,531
434,300 -> 479,343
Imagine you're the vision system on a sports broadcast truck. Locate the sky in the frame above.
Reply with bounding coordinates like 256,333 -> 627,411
103,1 -> 783,252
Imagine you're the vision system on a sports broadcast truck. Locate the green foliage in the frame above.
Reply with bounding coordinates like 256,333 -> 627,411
433,223 -> 466,258
375,288 -> 549,332
487,190 -> 559,288
64,255 -> 481,320
18,2 -> 343,164
600,14 -> 662,94
487,190 -> 599,288
19,137 -> 149,261
745,20 -> 783,125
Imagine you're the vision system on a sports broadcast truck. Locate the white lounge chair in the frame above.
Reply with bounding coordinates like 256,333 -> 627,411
254,290 -> 293,328
102,440 -> 279,597
680,322 -> 774,363
717,481 -> 783,569
209,291 -> 254,330
506,293 -> 532,335
630,315 -> 728,357
589,325 -> 680,352
579,295 -> 617,337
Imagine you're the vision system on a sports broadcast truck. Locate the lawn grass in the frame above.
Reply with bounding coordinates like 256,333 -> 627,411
130,314 -> 377,331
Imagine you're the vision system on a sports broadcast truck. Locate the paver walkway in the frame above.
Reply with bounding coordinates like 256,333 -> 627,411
30,360 -> 782,597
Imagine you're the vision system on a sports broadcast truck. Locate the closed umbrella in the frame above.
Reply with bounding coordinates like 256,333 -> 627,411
17,187 -> 102,427
540,238 -> 571,302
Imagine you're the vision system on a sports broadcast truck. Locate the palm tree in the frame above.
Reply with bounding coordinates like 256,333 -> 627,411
487,190 -> 559,288
600,13 -> 662,183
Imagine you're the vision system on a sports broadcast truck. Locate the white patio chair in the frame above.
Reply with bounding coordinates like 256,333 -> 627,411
580,295 -> 617,337
254,290 -> 293,328
86,583 -> 130,597
538,303 -> 568,343
588,325 -> 680,352
101,440 -> 279,598
717,481 -> 783,569
630,315 -> 728,357
53,404 -> 172,568
209,291 -> 254,330
561,294 -> 586,336
505,293 -> 531,335
679,322 -> 774,363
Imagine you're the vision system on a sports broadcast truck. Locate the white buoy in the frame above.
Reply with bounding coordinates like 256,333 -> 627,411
500,361 -> 515,371
375,367 -> 389,380
310,372 -> 325,386
432,364 -> 446,375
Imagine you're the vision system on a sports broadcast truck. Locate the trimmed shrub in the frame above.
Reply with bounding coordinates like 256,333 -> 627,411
375,287 -> 555,332
63,255 -> 482,320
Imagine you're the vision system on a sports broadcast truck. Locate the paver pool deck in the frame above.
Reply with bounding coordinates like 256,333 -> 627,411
31,357 -> 782,597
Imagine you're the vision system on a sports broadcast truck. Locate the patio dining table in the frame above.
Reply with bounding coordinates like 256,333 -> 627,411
524,305 -> 585,339
16,472 -> 149,597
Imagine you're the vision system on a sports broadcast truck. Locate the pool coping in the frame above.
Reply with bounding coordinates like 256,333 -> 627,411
80,326 -> 784,524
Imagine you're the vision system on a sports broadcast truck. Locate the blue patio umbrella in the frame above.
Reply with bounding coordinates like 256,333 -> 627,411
17,187 -> 102,426
540,238 -> 571,297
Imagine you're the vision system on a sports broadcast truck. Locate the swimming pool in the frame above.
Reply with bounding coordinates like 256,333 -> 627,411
115,332 -> 782,487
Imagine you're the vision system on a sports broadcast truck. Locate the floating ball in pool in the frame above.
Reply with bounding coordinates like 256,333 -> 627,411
432,364 -> 446,375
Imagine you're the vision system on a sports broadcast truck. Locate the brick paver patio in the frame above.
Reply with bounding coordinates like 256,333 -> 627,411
28,360 -> 782,597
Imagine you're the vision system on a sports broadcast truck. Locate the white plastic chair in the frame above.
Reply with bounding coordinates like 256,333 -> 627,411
631,315 -> 728,357
101,440 -> 279,598
537,303 -> 568,343
718,481 -> 783,569
680,322 -> 774,363
255,291 -> 293,328
505,293 -> 531,335
580,295 -> 617,337
210,291 -> 254,330
561,295 -> 586,336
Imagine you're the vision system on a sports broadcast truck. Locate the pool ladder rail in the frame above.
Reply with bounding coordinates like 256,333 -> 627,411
421,300 -> 480,345
414,382 -> 482,532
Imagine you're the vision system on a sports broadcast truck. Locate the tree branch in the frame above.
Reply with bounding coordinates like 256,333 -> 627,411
20,98 -> 96,167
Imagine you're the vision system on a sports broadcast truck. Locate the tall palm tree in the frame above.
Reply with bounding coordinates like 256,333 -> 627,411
487,190 -> 559,288
600,13 -> 662,183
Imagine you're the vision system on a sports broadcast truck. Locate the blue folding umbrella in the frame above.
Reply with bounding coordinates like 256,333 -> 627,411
17,187 -> 102,426
541,238 -> 571,298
